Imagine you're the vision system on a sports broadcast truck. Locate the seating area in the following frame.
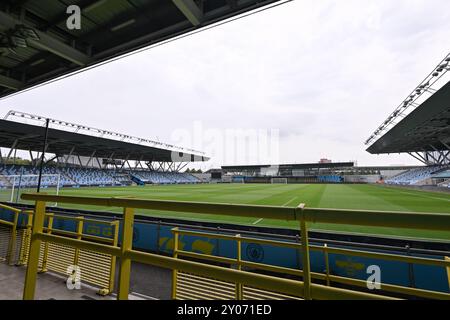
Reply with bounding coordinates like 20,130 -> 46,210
131,171 -> 199,184
0,165 -> 71,188
385,166 -> 446,185
61,167 -> 119,186
0,165 -> 200,188
318,175 -> 344,183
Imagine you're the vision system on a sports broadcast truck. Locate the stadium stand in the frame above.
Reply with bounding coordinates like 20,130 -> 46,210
438,179 -> 450,188
131,171 -> 200,184
0,165 -> 200,188
0,165 -> 71,187
385,166 -> 447,185
62,167 -> 118,186
317,175 -> 344,183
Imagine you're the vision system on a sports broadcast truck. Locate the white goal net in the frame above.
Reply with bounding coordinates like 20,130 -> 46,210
0,174 -> 61,205
271,177 -> 288,184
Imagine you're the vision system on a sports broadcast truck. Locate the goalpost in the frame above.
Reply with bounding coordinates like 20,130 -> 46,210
271,177 -> 288,184
4,174 -> 61,206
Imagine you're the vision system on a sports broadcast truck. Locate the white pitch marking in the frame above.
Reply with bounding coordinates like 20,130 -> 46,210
253,218 -> 263,225
282,197 -> 298,207
395,190 -> 450,202
253,197 -> 299,225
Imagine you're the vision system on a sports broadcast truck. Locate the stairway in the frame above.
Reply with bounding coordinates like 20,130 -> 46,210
130,174 -> 145,186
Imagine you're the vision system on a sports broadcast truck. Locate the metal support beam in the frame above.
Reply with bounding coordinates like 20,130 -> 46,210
425,151 -> 440,165
77,155 -> 84,168
64,146 -> 76,166
0,11 -> 90,66
177,162 -> 189,173
6,139 -> 18,160
408,152 -> 428,165
85,150 -> 96,167
96,157 -> 102,168
45,155 -> 58,165
37,118 -> 50,193
0,74 -> 23,90
172,0 -> 203,26
120,155 -> 130,170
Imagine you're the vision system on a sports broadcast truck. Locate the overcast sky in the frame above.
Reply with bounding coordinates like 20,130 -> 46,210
1,0 -> 450,170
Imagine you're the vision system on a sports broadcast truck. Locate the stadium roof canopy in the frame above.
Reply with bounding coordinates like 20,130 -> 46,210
0,0 -> 282,98
222,162 -> 355,171
366,81 -> 450,155
0,117 -> 208,162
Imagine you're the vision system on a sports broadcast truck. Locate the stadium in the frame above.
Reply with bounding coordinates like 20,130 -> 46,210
0,0 -> 449,303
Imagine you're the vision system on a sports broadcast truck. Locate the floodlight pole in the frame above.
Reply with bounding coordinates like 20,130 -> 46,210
37,118 -> 50,193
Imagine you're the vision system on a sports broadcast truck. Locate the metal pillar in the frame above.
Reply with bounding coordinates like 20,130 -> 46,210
37,118 -> 50,193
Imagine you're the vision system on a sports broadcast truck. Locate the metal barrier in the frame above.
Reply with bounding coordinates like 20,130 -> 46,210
24,210 -> 119,295
19,193 -> 450,300
0,203 -> 23,265
447,257 -> 450,290
171,228 -> 450,300
0,204 -> 119,295
172,228 -> 303,300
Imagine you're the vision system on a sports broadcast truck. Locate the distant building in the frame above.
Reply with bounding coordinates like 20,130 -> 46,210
319,158 -> 332,164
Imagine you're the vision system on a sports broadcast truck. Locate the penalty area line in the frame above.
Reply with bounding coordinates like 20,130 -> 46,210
282,197 -> 298,207
252,218 -> 263,225
252,196 -> 298,225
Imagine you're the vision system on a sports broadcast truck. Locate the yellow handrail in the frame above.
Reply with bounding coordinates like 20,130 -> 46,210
0,203 -> 21,213
19,193 -> 450,230
0,203 -> 22,264
15,207 -> 119,294
19,193 -> 450,300
172,228 -> 450,300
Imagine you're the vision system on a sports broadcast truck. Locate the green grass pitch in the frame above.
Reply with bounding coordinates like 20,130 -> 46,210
3,183 -> 450,241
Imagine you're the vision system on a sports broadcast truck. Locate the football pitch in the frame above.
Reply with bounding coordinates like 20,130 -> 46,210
3,183 -> 450,240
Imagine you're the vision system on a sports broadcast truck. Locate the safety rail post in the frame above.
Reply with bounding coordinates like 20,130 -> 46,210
23,201 -> 46,300
117,207 -> 134,300
298,203 -> 311,300
171,227 -> 179,300
40,213 -> 54,273
446,257 -> 450,291
73,216 -> 84,268
6,210 -> 20,265
17,211 -> 33,266
18,193 -> 450,300
105,220 -> 120,295
235,234 -> 243,300
324,244 -> 330,286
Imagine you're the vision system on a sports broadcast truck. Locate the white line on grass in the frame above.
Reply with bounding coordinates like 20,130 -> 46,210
396,190 -> 450,202
282,197 -> 298,207
252,218 -> 263,225
252,197 -> 299,225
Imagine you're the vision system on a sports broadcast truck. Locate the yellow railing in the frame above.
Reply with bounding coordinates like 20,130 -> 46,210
0,205 -> 119,295
18,193 -> 450,300
0,203 -> 22,265
172,228 -> 450,300
24,210 -> 119,295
